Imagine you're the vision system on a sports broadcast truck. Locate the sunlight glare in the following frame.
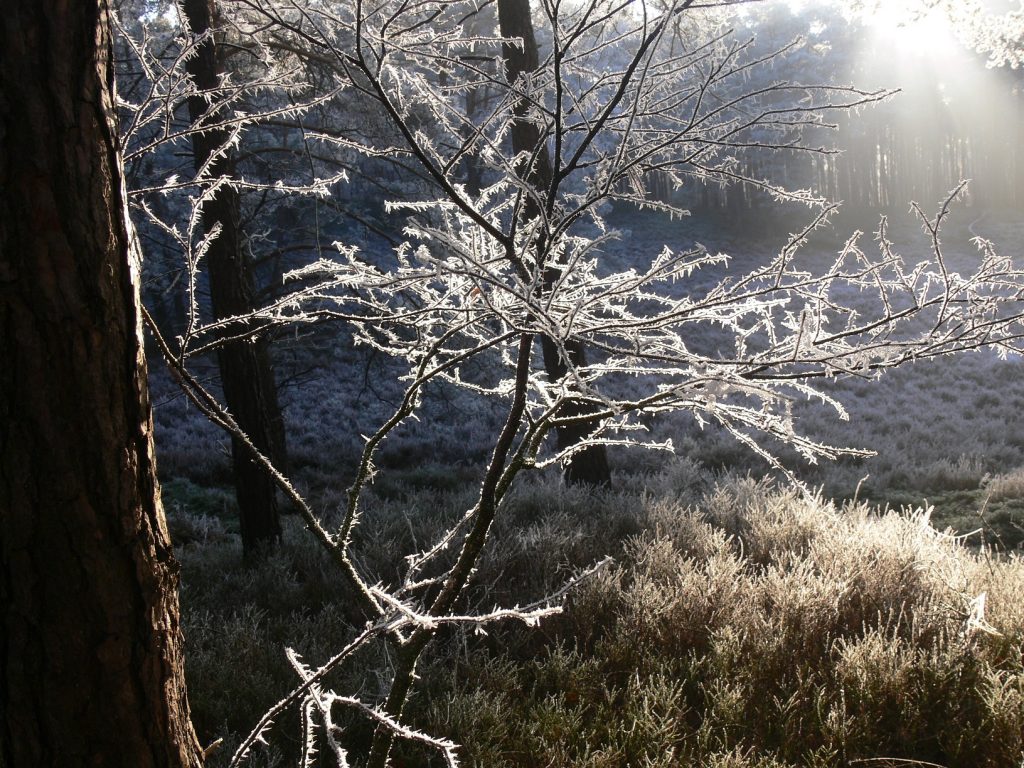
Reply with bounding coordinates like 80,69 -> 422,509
856,2 -> 957,58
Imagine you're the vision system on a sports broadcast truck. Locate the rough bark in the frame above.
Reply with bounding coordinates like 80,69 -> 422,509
497,0 -> 612,486
0,2 -> 204,766
183,0 -> 288,554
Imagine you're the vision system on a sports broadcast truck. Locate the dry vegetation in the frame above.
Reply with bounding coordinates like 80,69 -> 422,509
170,466 -> 1024,767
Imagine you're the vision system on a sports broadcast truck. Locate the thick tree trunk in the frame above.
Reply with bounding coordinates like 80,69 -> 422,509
183,0 -> 288,554
497,0 -> 611,486
0,2 -> 203,766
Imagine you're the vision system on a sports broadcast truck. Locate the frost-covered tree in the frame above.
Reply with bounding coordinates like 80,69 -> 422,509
496,0 -> 613,485
125,0 -> 1024,764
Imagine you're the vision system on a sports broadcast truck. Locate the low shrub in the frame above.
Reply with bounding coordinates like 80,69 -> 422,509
178,472 -> 1024,767
423,477 -> 1024,767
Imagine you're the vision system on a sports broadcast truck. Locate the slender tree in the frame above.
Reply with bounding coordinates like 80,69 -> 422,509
183,0 -> 289,555
498,0 -> 612,486
0,1 -> 202,766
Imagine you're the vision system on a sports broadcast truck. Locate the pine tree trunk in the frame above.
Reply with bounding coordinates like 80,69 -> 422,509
0,2 -> 203,765
497,0 -> 611,486
183,0 -> 288,554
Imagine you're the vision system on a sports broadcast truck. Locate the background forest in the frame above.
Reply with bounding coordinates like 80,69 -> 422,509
113,0 -> 1024,765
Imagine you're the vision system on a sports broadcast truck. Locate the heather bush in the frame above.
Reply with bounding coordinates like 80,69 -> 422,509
426,478 -> 1024,766
175,471 -> 1024,767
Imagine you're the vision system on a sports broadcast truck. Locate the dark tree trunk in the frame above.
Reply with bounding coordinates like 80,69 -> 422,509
183,0 -> 288,554
0,2 -> 203,766
497,0 -> 611,486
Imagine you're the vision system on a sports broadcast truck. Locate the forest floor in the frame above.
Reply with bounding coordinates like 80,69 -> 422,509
151,204 -> 1024,767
